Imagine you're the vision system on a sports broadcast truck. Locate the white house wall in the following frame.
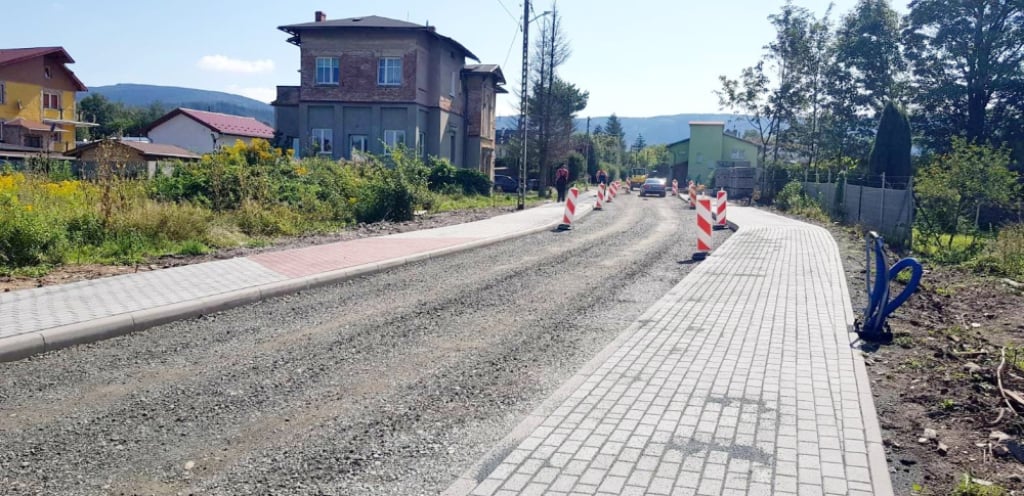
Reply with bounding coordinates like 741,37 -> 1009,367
147,114 -> 218,154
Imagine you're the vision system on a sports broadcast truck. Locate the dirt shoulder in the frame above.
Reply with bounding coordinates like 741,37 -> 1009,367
783,208 -> 1024,494
0,206 -> 531,293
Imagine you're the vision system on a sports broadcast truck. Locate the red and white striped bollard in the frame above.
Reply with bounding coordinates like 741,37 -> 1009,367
693,196 -> 713,260
715,189 -> 728,230
558,187 -> 579,230
595,183 -> 605,210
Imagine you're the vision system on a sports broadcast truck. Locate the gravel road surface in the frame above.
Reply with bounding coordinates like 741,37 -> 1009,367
0,194 -> 726,495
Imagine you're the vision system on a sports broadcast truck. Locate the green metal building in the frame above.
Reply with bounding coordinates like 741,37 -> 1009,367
666,121 -> 761,186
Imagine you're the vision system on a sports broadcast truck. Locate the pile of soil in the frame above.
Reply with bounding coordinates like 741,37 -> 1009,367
0,206 -> 528,293
826,222 -> 1024,494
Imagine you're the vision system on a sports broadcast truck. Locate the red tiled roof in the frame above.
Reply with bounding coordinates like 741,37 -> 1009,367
0,47 -> 87,91
0,47 -> 71,66
4,117 -> 56,132
147,108 -> 274,139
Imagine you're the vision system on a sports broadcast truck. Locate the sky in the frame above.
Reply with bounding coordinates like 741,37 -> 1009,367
5,0 -> 906,118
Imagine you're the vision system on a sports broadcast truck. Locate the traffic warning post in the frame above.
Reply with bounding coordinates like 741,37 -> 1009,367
558,187 -> 579,230
595,183 -> 605,210
693,196 -> 713,260
714,189 -> 728,230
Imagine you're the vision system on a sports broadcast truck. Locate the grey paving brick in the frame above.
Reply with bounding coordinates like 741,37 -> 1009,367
454,207 -> 893,496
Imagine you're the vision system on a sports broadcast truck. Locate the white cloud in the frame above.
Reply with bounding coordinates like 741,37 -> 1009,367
226,85 -> 276,103
197,55 -> 274,74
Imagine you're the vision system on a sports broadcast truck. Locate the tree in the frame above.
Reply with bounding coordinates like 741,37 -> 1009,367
718,62 -> 778,167
603,113 -> 626,164
527,78 -> 588,180
905,0 -> 1024,147
528,2 -> 574,194
834,0 -> 906,112
76,94 -> 167,140
915,138 -> 1019,249
868,102 -> 913,184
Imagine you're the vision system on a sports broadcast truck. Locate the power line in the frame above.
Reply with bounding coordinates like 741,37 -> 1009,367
502,15 -> 522,70
494,0 -> 520,25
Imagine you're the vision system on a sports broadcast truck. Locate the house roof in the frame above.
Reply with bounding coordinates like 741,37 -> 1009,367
145,108 -> 275,139
3,117 -> 66,132
68,139 -> 201,160
278,15 -> 480,61
463,64 -> 506,85
689,121 -> 726,126
0,47 -> 87,91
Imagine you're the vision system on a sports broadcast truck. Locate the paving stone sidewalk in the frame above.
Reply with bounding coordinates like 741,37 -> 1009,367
0,194 -> 595,358
446,206 -> 892,496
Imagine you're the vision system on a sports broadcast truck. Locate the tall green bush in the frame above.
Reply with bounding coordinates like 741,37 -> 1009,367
868,102 -> 912,181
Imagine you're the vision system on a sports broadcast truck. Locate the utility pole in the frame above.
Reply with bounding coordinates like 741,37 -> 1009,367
517,0 -> 531,210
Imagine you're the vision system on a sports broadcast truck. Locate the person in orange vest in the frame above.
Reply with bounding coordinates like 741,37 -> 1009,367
555,164 -> 570,202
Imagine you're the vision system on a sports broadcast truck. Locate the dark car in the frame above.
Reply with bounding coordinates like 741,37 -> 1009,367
640,178 -> 667,197
493,174 -> 519,193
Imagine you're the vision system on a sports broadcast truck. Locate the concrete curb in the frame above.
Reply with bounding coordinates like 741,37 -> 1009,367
0,202 -> 600,363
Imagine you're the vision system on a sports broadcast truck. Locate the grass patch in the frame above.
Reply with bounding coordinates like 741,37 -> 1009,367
0,264 -> 53,278
174,240 -> 212,256
430,191 -> 545,213
952,474 -> 1007,496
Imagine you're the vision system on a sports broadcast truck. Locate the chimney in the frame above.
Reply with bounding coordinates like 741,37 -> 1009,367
315,11 -> 326,22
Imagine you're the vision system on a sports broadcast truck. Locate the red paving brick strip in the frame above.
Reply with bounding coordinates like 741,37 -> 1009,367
249,237 -> 480,278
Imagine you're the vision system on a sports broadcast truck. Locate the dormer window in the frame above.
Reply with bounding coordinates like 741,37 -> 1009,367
44,67 -> 52,79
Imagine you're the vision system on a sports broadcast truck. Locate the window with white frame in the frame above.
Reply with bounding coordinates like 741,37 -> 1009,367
378,57 -> 402,86
315,57 -> 339,85
42,91 -> 61,110
417,131 -> 426,158
311,128 -> 333,154
449,72 -> 457,96
350,134 -> 368,154
383,130 -> 406,153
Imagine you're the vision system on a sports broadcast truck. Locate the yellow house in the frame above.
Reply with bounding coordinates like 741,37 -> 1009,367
0,47 -> 91,157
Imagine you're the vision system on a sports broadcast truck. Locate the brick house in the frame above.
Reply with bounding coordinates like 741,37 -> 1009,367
273,12 -> 505,175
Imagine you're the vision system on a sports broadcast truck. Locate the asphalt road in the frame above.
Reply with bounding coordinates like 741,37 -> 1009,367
0,193 -> 726,496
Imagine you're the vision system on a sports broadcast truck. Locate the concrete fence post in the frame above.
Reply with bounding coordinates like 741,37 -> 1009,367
880,172 -> 886,236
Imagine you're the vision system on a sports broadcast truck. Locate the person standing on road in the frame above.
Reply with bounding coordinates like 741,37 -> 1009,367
596,168 -> 607,186
555,164 -> 570,202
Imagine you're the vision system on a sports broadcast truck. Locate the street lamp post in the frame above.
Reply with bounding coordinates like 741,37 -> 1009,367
517,1 -> 531,210
517,2 -> 551,210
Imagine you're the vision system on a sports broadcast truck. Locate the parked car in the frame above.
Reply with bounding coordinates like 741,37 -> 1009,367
493,174 -> 519,193
640,178 -> 667,197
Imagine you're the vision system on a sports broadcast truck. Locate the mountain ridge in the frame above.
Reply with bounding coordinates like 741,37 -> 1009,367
80,85 -> 752,144
79,84 -> 274,125
496,113 -> 755,145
